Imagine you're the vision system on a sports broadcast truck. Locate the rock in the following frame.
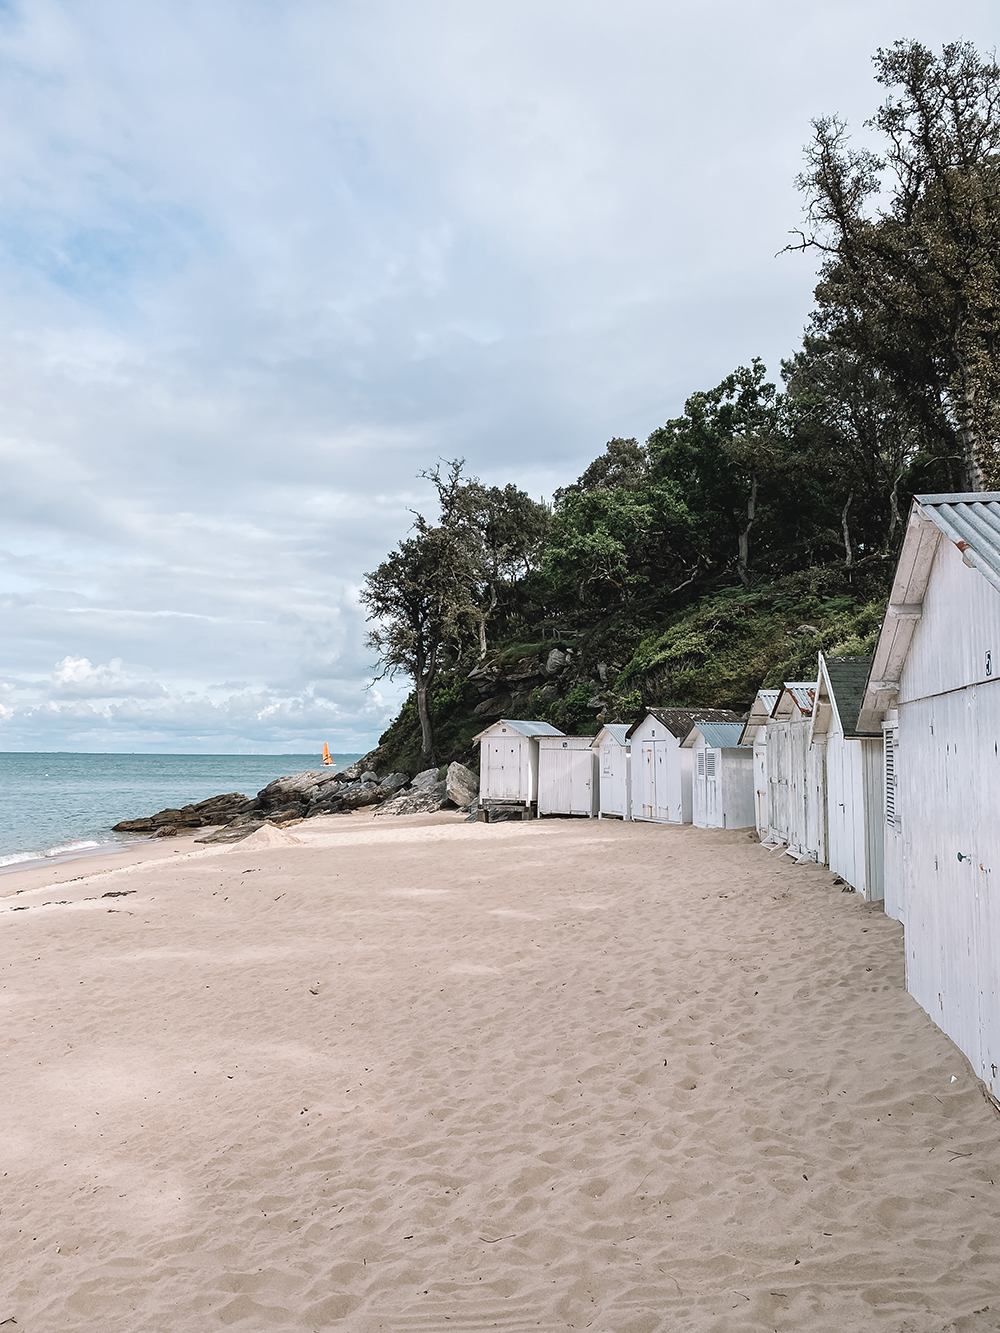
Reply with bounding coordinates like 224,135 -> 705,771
112,791 -> 252,834
376,772 -> 409,797
154,824 -> 180,838
360,771 -> 379,785
545,648 -> 567,675
340,785 -> 384,809
411,768 -> 442,790
336,748 -> 384,782
373,784 -> 449,817
473,696 -> 503,717
194,820 -> 267,844
445,761 -> 478,808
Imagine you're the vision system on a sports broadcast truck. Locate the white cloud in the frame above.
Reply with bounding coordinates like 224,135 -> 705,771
0,0 -> 995,749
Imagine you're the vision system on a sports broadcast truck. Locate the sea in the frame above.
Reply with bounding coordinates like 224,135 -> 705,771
0,752 -> 363,873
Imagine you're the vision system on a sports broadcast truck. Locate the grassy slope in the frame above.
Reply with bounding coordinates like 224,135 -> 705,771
374,561 -> 892,774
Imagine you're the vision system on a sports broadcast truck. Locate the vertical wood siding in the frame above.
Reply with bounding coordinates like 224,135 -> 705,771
900,683 -> 1000,1095
900,539 -> 1000,703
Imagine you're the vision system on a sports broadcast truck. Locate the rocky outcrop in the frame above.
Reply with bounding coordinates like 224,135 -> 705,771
118,756 -> 465,839
112,791 -> 252,833
445,761 -> 478,808
373,784 -> 449,817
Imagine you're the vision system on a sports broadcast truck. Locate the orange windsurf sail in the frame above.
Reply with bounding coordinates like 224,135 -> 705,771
322,743 -> 333,765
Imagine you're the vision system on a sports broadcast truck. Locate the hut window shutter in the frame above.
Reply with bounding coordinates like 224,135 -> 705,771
697,751 -> 705,776
884,727 -> 897,827
705,752 -> 716,778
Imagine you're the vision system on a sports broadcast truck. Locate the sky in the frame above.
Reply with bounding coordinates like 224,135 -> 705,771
1,0 -> 996,753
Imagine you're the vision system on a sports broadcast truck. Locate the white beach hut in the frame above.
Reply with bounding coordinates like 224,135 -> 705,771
856,492 -> 1000,1099
682,721 -> 755,829
738,688 -> 780,839
766,682 -> 826,862
810,654 -> 884,900
626,708 -> 743,825
591,723 -> 631,819
475,719 -> 565,818
537,735 -> 599,817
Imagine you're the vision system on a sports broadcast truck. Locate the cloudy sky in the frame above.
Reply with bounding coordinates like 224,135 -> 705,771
1,0 -> 995,753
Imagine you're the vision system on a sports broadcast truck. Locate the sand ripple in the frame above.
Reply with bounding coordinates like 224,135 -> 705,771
1,817 -> 998,1330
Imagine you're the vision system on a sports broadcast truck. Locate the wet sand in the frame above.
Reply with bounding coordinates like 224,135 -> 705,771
1,812 -> 998,1331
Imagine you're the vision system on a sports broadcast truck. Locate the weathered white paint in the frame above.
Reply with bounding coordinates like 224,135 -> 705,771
683,724 -> 755,830
537,736 -> 598,816
813,655 -> 883,900
628,714 -> 691,824
766,683 -> 824,859
475,719 -> 564,807
857,495 -> 1000,1096
591,725 -> 631,819
739,689 -> 779,839
897,682 -> 1000,1096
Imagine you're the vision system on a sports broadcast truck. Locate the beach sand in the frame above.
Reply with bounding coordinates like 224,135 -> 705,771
1,811 -> 998,1331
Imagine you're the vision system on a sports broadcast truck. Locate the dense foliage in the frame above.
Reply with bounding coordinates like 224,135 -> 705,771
362,40 -> 1000,771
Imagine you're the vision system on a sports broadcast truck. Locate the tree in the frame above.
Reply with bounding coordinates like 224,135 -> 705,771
791,40 -> 1000,489
360,518 -> 477,768
648,360 -> 786,587
422,460 -> 550,657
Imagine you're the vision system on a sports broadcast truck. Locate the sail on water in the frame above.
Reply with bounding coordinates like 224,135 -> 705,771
322,743 -> 333,766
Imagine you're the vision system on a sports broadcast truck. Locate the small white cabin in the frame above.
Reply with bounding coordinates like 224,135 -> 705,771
626,708 -> 743,825
682,721 -> 755,829
738,688 -> 780,839
591,723 -> 631,819
537,735 -> 598,817
766,682 -> 826,862
475,719 -> 565,812
810,654 -> 883,900
857,492 -> 1000,1099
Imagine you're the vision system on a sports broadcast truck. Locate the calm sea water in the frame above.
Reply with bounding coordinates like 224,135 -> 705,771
0,752 -> 363,870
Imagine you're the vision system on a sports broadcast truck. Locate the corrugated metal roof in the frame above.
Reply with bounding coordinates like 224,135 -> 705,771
597,723 -> 631,746
626,706 -> 743,741
688,721 -> 745,749
473,718 -> 565,740
737,688 -> 781,745
774,682 -> 817,717
916,493 -> 1000,597
824,656 -> 873,736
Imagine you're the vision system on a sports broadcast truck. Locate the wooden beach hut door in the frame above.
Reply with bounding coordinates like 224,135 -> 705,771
486,735 -> 522,800
640,740 -> 668,821
753,737 -> 768,837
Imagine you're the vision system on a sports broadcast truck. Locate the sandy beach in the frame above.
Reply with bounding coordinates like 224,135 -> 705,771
2,811 -> 999,1332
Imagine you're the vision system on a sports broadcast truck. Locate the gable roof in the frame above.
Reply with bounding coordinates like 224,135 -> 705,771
590,723 -> 630,748
812,654 -> 873,739
681,721 -> 746,749
772,682 -> 817,719
473,718 -> 565,741
625,706 -> 743,742
858,493 -> 1000,732
738,687 -> 781,744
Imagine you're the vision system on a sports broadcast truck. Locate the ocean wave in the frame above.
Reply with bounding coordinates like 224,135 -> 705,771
0,839 -> 106,869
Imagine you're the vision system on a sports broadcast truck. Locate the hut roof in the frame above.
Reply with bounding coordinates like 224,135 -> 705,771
681,721 -> 745,750
625,706 -> 742,742
738,688 -> 781,744
473,718 -> 565,741
772,682 -> 817,719
859,492 -> 1000,732
592,723 -> 631,748
823,655 -> 873,737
